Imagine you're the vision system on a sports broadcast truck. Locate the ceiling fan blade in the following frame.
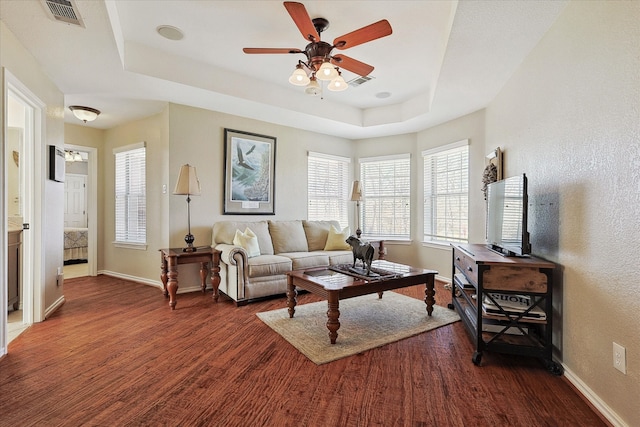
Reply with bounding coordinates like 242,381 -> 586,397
331,55 -> 374,77
243,48 -> 303,54
284,1 -> 320,42
333,19 -> 392,50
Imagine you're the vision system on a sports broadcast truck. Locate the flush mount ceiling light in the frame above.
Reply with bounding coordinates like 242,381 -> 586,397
243,1 -> 392,96
69,106 -> 100,123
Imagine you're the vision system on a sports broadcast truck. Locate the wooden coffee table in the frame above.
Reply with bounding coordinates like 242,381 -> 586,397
286,260 -> 438,344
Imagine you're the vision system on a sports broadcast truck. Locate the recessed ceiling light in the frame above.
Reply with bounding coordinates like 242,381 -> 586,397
375,92 -> 391,99
156,25 -> 184,41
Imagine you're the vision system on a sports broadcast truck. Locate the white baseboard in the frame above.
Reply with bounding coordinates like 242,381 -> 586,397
44,295 -> 66,319
562,363 -> 627,427
98,269 -> 163,290
97,270 -> 206,294
437,274 -> 451,284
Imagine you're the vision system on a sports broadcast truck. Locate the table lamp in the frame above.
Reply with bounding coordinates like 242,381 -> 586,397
350,180 -> 363,238
173,164 -> 201,252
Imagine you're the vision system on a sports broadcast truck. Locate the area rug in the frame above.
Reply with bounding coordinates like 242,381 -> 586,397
256,292 -> 460,365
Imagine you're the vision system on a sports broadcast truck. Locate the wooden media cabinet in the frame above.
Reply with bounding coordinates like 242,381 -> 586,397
449,243 -> 562,375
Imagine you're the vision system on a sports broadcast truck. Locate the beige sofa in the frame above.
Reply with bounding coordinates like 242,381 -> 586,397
212,220 -> 354,305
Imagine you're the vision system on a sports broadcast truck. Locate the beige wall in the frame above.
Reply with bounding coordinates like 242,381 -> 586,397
352,110 -> 486,279
1,21 -> 65,322
99,108 -> 170,282
95,104 -> 352,289
486,1 -> 639,424
165,104 -> 353,288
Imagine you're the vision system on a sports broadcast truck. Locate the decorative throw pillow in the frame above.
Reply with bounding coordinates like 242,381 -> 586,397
233,227 -> 260,258
303,220 -> 333,251
323,225 -> 351,251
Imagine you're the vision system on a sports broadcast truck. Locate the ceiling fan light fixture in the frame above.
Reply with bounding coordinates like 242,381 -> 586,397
305,77 -> 321,96
289,65 -> 310,86
317,60 -> 338,81
69,105 -> 100,123
243,2 -> 392,98
327,73 -> 348,92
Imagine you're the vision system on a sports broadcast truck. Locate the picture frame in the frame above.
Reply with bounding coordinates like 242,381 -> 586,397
223,128 -> 276,215
49,145 -> 65,182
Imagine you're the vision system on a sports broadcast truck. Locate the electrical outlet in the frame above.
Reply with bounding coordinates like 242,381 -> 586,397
613,342 -> 626,374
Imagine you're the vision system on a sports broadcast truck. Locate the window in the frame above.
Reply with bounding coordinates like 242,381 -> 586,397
359,154 -> 410,239
423,140 -> 469,243
114,142 -> 146,246
307,151 -> 349,226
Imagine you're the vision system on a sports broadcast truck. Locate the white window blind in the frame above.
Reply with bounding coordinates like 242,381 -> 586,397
423,140 -> 469,243
114,142 -> 146,245
359,154 -> 410,239
307,151 -> 349,227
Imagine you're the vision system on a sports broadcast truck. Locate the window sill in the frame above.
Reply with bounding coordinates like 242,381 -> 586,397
421,240 -> 457,251
113,241 -> 147,250
362,237 -> 411,245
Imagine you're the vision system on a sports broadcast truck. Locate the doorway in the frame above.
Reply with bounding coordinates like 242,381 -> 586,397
63,144 -> 97,278
5,81 -> 40,345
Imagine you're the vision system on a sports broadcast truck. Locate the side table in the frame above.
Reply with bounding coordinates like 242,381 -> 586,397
367,239 -> 386,260
159,246 -> 221,310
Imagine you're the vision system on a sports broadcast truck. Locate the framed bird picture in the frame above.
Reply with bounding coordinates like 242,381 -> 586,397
223,128 -> 276,215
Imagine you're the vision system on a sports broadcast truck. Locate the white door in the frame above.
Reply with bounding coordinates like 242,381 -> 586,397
64,174 -> 87,227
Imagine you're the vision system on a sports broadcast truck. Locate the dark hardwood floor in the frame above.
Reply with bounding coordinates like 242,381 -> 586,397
1,275 -> 607,426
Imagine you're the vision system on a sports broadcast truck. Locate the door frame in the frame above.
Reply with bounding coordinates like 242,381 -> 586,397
2,70 -> 46,355
64,144 -> 97,276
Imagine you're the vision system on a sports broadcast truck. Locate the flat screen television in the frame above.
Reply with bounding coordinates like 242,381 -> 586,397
486,173 -> 531,256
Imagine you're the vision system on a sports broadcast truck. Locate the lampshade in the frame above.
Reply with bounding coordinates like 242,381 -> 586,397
69,105 -> 100,123
350,180 -> 363,201
317,61 -> 338,81
289,65 -> 310,86
305,77 -> 321,96
328,73 -> 348,92
173,164 -> 201,196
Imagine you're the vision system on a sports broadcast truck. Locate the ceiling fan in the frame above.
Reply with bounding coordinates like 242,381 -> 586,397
243,1 -> 392,94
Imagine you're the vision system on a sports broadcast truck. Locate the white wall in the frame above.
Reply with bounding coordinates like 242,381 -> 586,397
485,1 -> 639,425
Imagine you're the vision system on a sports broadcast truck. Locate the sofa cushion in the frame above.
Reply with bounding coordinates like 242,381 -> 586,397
282,252 -> 330,270
213,221 -> 274,255
324,225 -> 351,250
247,254 -> 292,278
233,227 -> 260,258
303,220 -> 340,251
269,220 -> 309,254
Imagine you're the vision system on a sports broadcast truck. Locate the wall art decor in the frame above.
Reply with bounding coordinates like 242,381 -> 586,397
223,128 -> 276,215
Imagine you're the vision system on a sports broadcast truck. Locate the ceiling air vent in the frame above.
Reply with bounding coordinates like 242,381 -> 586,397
40,0 -> 85,28
348,75 -> 375,88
